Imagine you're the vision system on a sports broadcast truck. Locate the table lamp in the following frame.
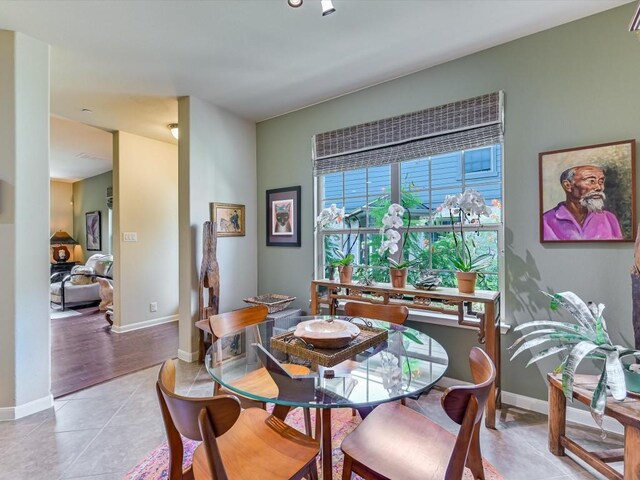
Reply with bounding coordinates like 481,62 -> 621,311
50,230 -> 79,263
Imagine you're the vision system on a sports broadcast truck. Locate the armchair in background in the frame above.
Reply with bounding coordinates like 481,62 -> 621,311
50,254 -> 113,311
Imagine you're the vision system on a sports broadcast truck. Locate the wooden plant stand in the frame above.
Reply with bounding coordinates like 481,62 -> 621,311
310,279 -> 502,429
548,373 -> 640,479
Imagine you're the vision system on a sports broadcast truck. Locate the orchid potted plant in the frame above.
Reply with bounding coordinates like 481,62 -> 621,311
316,204 -> 360,283
440,189 -> 494,294
378,203 -> 417,288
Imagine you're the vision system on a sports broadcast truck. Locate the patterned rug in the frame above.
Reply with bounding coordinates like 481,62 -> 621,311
125,407 -> 503,479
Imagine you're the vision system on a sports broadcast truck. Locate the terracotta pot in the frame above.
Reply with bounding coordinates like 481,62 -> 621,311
338,265 -> 353,284
456,271 -> 477,294
390,268 -> 408,288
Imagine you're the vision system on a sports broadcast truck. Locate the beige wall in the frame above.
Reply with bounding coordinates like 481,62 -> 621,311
178,96 -> 257,360
113,132 -> 178,331
50,181 -> 73,235
0,30 -> 51,418
72,171 -> 112,262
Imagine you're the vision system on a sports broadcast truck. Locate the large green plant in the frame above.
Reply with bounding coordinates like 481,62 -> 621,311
510,291 -> 639,427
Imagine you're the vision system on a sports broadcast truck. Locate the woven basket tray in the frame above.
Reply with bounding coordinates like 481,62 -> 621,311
270,324 -> 388,368
243,294 -> 296,314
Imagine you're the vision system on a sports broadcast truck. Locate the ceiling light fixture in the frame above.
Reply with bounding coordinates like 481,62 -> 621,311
168,123 -> 179,140
288,0 -> 303,7
320,0 -> 335,16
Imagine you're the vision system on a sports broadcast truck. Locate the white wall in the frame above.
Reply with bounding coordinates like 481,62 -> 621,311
113,132 -> 179,331
0,30 -> 51,419
178,96 -> 257,360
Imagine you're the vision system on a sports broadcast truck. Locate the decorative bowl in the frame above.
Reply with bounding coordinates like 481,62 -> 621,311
243,293 -> 296,314
293,319 -> 360,349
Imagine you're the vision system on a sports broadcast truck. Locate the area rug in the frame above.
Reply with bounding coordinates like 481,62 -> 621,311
125,407 -> 503,480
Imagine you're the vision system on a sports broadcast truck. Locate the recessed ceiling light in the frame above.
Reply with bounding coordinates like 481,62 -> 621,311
288,0 -> 303,7
81,108 -> 93,113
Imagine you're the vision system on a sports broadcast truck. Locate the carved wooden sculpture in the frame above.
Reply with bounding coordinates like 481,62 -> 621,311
633,224 -> 640,350
199,221 -> 220,360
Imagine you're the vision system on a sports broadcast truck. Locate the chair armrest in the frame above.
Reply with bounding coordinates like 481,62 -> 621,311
50,272 -> 66,282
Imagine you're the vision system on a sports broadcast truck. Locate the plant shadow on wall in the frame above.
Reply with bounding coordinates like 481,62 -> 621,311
504,226 -> 543,322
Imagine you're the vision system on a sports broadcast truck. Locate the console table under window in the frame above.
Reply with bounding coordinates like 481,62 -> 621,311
310,279 -> 502,429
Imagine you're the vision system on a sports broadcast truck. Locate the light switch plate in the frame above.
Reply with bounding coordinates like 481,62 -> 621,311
123,232 -> 137,242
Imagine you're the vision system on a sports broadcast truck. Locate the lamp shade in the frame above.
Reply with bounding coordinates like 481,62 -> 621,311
50,231 -> 79,245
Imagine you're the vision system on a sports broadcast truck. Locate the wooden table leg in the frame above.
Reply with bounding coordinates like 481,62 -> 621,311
272,404 -> 291,422
484,301 -> 498,429
548,382 -> 566,456
624,424 -> 640,479
310,283 -> 318,315
321,408 -> 333,480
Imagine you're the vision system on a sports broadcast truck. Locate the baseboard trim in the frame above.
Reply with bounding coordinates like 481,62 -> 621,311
0,394 -> 53,421
178,349 -> 200,363
436,376 -> 623,436
112,314 -> 178,333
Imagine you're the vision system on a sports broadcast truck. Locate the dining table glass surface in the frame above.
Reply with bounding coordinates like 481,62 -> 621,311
204,315 -> 448,409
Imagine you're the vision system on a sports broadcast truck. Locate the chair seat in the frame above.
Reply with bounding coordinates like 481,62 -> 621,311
341,402 -> 464,480
193,408 -> 319,480
220,364 -> 310,407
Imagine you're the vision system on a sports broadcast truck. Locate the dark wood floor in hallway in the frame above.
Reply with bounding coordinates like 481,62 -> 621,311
51,307 -> 178,398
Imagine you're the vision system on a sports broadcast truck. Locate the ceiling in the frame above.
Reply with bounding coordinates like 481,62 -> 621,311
0,0 -> 632,180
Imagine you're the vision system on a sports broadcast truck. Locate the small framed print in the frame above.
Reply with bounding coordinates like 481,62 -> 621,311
266,186 -> 301,247
210,203 -> 245,237
539,139 -> 636,242
86,211 -> 102,251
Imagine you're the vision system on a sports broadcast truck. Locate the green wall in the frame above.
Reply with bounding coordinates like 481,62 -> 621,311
257,4 -> 640,400
73,170 -> 112,261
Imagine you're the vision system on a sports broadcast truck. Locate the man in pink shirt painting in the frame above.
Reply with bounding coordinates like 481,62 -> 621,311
542,164 -> 623,241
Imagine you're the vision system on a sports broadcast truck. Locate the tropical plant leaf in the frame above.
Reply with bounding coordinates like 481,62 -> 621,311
590,367 -> 608,429
514,320 -> 593,338
509,329 -> 577,352
402,331 -> 424,345
562,341 -> 600,399
510,333 -> 585,361
605,351 -> 627,401
525,345 -> 570,367
542,291 -> 597,333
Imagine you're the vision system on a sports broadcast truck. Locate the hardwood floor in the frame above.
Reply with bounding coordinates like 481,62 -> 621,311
51,307 -> 178,398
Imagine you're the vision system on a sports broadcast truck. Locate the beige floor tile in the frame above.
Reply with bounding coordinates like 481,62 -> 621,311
35,396 -> 127,433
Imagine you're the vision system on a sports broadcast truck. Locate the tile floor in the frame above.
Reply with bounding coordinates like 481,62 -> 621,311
0,360 -> 624,480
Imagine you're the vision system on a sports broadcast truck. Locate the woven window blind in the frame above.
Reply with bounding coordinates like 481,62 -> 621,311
312,91 -> 504,176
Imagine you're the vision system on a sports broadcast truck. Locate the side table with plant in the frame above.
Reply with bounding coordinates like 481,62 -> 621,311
440,189 -> 494,294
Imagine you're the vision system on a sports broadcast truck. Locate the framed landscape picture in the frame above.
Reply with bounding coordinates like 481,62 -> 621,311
210,202 -> 245,237
266,186 -> 301,247
86,211 -> 102,251
539,139 -> 636,243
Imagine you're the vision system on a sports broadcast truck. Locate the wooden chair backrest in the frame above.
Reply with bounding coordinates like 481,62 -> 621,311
209,305 -> 269,342
344,302 -> 409,325
440,347 -> 496,480
156,360 -> 241,443
198,408 -> 230,480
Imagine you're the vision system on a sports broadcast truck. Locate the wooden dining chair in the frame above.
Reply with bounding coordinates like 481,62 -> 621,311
156,360 -> 319,480
209,305 -> 313,435
344,302 -> 409,325
340,347 -> 496,480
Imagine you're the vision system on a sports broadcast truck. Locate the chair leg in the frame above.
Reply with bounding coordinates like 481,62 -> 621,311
314,408 -> 321,440
465,423 -> 485,480
342,455 -> 353,480
303,407 -> 312,437
306,459 -> 319,480
401,398 -> 406,406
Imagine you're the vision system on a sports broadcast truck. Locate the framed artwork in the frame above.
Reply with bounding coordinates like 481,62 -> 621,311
266,186 -> 301,247
539,139 -> 636,243
86,211 -> 102,251
210,202 -> 245,237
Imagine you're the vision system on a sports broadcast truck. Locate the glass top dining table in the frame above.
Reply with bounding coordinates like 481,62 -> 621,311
204,315 -> 449,480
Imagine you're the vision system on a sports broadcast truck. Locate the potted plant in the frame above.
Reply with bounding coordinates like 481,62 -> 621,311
330,249 -> 355,283
378,203 -> 414,288
440,189 -> 494,294
510,290 -> 640,428
316,203 -> 360,284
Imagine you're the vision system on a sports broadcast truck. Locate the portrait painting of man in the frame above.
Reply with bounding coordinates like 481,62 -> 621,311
539,140 -> 636,242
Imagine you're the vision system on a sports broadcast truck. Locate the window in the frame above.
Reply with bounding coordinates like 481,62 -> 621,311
315,145 -> 503,291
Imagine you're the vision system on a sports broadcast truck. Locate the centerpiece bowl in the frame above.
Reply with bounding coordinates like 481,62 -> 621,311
293,319 -> 360,349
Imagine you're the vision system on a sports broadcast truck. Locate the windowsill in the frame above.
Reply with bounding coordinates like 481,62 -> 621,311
323,300 -> 511,335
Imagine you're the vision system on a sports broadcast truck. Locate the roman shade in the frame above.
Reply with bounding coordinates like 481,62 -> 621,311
312,91 -> 504,176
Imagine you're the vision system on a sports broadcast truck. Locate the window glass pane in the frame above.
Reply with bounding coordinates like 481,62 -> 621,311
344,169 -> 366,198
402,190 -> 430,226
366,196 -> 390,228
465,145 -> 501,185
470,184 -> 502,224
465,147 -> 492,174
401,158 -> 429,191
430,188 -> 460,226
323,172 -> 343,200
431,152 -> 461,188
367,166 -> 391,198
344,197 -> 367,216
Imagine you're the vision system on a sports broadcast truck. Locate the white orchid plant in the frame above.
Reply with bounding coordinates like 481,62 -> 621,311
440,189 -> 493,273
316,203 -> 358,267
378,203 -> 418,269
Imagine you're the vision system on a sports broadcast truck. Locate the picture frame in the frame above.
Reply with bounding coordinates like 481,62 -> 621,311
266,186 -> 301,247
210,202 -> 245,237
85,211 -> 102,251
539,139 -> 636,243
